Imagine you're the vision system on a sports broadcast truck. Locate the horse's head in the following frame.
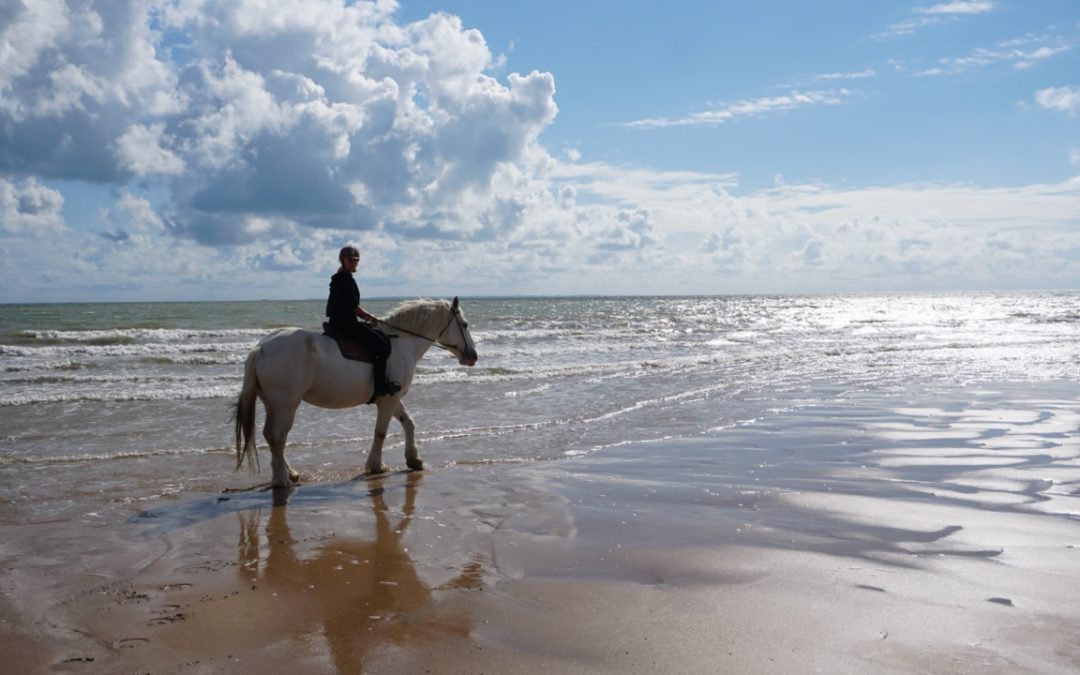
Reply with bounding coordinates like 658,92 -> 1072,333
439,297 -> 478,367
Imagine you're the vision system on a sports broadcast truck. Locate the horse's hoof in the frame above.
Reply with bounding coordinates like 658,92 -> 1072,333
366,464 -> 388,475
288,470 -> 300,482
406,457 -> 424,471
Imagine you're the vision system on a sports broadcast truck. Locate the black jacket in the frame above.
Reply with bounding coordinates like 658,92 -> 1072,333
326,268 -> 360,327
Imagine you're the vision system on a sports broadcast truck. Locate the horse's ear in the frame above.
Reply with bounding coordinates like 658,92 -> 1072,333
451,296 -> 459,311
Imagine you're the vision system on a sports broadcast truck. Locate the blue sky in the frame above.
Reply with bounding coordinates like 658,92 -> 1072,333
1,1 -> 1079,302
396,1 -> 1080,186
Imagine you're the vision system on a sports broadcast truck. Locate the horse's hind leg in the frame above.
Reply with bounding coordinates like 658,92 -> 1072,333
396,402 -> 423,471
263,400 -> 300,488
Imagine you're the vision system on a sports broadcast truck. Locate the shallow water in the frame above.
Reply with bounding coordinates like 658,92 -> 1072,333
2,292 -> 1079,521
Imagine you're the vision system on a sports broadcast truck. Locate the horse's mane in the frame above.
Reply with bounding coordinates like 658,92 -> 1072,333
383,299 -> 451,336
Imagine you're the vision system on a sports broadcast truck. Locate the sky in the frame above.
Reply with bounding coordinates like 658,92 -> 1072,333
1,0 -> 1079,303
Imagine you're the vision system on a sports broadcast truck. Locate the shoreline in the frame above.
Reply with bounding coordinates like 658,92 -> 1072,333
3,383 -> 1080,673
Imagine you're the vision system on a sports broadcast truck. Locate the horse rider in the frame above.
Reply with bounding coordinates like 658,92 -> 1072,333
325,245 -> 401,400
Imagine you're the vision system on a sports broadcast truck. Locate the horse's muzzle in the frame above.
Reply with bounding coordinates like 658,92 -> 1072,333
462,347 -> 478,366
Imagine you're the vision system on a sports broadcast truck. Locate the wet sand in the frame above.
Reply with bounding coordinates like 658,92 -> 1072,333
4,383 -> 1080,673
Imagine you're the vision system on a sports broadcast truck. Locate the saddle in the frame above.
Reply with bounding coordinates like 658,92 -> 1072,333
322,322 -> 387,363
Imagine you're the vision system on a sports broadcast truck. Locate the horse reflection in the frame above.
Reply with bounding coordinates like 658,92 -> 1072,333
235,474 -> 474,671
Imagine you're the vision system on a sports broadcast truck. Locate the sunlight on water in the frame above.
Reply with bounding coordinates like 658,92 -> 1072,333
1,292 -> 1078,519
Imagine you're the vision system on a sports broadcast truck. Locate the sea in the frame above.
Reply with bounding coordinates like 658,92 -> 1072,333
2,292 -> 1079,523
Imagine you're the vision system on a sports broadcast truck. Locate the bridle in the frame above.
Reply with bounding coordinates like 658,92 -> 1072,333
376,306 -> 467,355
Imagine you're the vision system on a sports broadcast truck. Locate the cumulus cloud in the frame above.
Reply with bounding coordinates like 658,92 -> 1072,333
751,178 -> 1080,287
99,191 -> 166,242
557,184 -> 577,209
1035,85 -> 1080,115
794,238 -> 824,267
165,7 -> 555,244
2,2 -> 1080,301
592,208 -> 661,252
114,123 -> 185,175
0,0 -> 182,182
1,0 -> 558,248
700,228 -> 747,272
6,159 -> 1080,299
555,164 -> 1080,292
0,177 -> 65,234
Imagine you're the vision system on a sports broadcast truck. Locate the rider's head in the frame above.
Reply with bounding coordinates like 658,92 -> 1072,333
338,245 -> 360,264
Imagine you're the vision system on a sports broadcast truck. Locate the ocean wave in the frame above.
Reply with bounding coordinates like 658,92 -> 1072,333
0,445 -> 229,466
0,341 -> 251,358
471,326 -> 642,341
412,352 -> 731,385
504,383 -> 552,397
579,381 -> 735,424
0,383 -> 239,406
143,354 -> 246,365
1040,311 -> 1080,324
2,359 -> 91,373
17,327 -> 272,343
0,350 -> 734,405
0,372 -> 238,386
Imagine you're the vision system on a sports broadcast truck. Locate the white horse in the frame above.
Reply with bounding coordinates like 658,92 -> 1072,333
233,297 -> 477,488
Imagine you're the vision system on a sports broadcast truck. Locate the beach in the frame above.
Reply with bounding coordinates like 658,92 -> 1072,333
4,380 -> 1080,673
6,0 -> 1080,669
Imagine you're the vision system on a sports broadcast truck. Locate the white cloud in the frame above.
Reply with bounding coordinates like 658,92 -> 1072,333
554,165 -> 1080,293
0,177 -> 65,234
622,89 -> 855,129
877,0 -> 994,38
4,167 -> 1080,300
0,0 -> 183,181
2,2 -> 1080,301
919,35 -> 1071,75
917,1 -> 994,16
0,0 -> 559,246
114,123 -> 185,175
815,69 -> 876,82
591,208 -> 662,253
1035,85 -> 1080,115
1070,148 -> 1080,165
98,191 -> 166,243
700,228 -> 747,272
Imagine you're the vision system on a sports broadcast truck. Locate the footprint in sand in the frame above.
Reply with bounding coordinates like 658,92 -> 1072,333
112,637 -> 150,649
159,582 -> 193,592
147,604 -> 187,626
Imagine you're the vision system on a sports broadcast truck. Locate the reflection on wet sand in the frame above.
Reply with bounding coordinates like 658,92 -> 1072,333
12,384 -> 1080,673
234,473 -> 473,671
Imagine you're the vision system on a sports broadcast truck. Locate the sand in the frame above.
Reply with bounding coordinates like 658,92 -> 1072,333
3,383 -> 1080,673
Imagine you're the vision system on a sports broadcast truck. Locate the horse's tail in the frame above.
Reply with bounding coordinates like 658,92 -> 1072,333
232,346 -> 261,472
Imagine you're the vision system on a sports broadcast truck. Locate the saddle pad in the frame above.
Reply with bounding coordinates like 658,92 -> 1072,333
323,323 -> 376,363
332,337 -> 376,362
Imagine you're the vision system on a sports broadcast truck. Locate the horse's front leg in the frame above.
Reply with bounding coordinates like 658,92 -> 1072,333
396,401 -> 423,471
365,396 -> 400,474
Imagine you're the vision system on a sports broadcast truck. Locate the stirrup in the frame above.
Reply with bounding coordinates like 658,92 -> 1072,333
367,380 -> 401,404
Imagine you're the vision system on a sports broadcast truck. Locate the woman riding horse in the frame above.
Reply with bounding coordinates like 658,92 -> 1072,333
326,245 -> 400,400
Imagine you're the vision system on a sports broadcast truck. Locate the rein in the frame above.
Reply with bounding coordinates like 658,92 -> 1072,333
376,311 -> 460,353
